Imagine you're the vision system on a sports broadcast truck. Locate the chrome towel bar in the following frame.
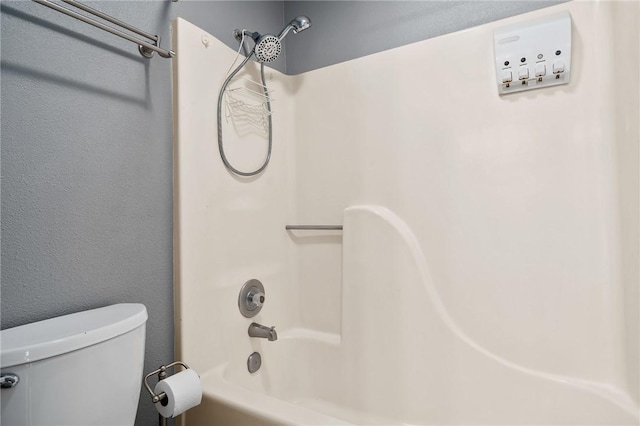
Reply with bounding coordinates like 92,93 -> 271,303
32,0 -> 175,58
285,225 -> 343,230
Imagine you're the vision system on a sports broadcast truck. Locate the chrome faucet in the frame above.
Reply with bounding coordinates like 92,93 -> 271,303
248,322 -> 277,341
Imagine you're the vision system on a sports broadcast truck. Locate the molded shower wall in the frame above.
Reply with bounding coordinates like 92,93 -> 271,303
173,1 -> 639,422
289,0 -> 639,403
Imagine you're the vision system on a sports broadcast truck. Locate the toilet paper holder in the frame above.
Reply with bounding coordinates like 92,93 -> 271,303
143,360 -> 191,404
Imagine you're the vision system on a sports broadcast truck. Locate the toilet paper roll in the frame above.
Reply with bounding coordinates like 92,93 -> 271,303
154,369 -> 202,418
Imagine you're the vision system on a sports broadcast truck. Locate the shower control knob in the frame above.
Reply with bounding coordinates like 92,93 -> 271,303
238,279 -> 266,318
248,291 -> 265,308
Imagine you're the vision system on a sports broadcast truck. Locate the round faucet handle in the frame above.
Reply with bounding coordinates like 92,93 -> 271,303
247,290 -> 265,308
239,279 -> 266,318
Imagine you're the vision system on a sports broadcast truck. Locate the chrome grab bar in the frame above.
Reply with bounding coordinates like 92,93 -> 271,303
285,225 -> 343,230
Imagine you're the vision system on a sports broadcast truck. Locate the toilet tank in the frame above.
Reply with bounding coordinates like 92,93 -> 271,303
0,303 -> 148,426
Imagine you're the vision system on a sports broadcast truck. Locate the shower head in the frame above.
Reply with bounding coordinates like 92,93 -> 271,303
234,15 -> 311,64
232,30 -> 282,63
253,34 -> 282,63
290,16 -> 312,33
278,16 -> 312,40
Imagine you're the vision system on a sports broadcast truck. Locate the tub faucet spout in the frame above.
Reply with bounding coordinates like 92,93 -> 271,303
248,322 -> 277,341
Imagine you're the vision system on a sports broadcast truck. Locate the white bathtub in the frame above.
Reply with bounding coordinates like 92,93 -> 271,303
191,330 -> 396,426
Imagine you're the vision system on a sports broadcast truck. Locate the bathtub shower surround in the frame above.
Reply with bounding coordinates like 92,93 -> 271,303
172,2 -> 639,425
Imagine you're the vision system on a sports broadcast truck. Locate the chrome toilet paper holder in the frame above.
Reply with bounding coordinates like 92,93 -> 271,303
143,360 -> 191,404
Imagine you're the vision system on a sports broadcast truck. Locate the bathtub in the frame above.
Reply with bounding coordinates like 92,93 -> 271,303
189,329 -> 398,426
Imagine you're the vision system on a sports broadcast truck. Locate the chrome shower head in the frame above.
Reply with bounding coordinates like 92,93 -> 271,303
234,15 -> 311,64
253,34 -> 282,63
278,16 -> 312,40
290,16 -> 312,33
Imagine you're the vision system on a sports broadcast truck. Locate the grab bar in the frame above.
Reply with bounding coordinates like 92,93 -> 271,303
32,0 -> 175,58
285,225 -> 343,230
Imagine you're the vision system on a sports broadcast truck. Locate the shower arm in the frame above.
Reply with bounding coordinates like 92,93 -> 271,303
236,26 -> 294,43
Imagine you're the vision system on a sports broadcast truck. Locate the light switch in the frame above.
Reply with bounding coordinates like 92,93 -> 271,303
535,62 -> 546,77
553,61 -> 565,74
502,69 -> 513,83
518,66 -> 529,80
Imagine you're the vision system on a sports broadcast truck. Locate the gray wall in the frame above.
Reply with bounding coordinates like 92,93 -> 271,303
284,1 -> 564,74
2,1 -> 561,425
0,2 -> 283,425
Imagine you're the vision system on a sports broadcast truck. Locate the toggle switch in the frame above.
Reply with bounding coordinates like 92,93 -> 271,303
502,69 -> 513,83
535,62 -> 546,77
518,66 -> 529,80
553,61 -> 565,74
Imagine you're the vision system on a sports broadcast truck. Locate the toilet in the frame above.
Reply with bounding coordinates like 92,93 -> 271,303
0,303 -> 148,426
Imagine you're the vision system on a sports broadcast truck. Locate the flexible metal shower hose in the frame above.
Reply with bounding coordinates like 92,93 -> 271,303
217,53 -> 273,177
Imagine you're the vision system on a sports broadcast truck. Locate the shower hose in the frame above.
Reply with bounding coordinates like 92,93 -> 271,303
217,54 -> 273,177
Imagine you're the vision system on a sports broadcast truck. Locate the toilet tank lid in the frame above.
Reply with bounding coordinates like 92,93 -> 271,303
0,303 -> 148,368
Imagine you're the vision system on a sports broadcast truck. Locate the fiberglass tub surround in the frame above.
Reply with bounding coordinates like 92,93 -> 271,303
172,1 -> 639,425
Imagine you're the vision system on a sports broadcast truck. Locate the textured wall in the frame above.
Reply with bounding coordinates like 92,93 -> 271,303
0,2 -> 283,425
284,1 -> 564,74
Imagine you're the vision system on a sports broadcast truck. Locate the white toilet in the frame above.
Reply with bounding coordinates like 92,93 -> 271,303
0,303 -> 148,426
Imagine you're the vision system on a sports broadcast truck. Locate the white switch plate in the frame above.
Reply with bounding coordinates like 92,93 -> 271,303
494,11 -> 572,95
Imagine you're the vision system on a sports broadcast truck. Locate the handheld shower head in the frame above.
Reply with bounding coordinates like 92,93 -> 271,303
291,16 -> 312,33
278,16 -> 312,40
